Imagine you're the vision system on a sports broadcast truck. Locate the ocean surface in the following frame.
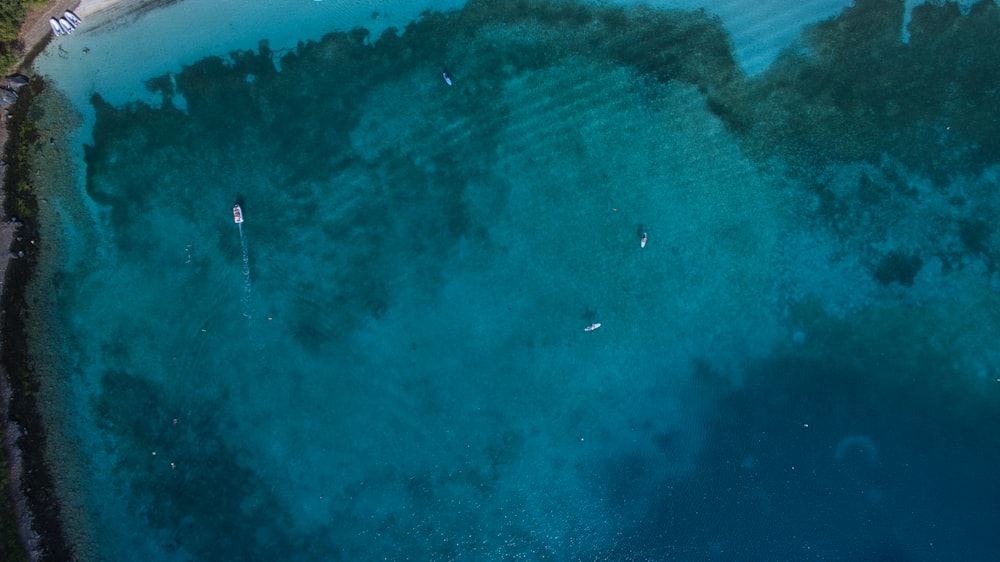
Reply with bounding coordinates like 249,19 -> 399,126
24,0 -> 1000,560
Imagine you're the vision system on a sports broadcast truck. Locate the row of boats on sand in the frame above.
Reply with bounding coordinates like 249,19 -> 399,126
50,10 -> 82,36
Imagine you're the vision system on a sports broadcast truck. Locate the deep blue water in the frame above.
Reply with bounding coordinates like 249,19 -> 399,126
26,0 -> 1000,560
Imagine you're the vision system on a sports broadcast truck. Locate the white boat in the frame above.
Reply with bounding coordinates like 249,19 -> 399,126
58,17 -> 74,34
233,204 -> 244,224
49,18 -> 65,36
641,232 -> 647,248
584,323 -> 601,332
64,10 -> 82,26
442,71 -> 453,86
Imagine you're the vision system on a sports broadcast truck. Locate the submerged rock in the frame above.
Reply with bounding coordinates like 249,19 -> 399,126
0,75 -> 30,107
1,74 -> 30,91
0,87 -> 18,107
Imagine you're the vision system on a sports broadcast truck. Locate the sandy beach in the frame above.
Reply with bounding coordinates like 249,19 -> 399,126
17,0 -> 150,53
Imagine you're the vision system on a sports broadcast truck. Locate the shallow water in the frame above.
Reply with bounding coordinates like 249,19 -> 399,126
26,0 -> 1000,560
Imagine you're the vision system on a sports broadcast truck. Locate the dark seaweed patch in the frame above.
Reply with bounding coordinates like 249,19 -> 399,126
713,0 -> 1000,182
856,173 -> 883,205
874,250 -> 922,286
82,0 -> 739,348
93,371 -> 295,559
958,218 -> 991,256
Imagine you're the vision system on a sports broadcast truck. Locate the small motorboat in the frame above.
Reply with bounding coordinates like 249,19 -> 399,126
64,10 -> 82,26
233,204 -> 244,224
49,18 -> 65,36
641,232 -> 647,248
442,70 -> 453,86
584,323 -> 602,332
58,17 -> 74,34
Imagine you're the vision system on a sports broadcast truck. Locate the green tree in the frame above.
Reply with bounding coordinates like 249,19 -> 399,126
0,0 -> 50,72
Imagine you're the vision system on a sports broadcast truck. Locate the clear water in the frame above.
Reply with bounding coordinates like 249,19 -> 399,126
27,0 -> 1000,560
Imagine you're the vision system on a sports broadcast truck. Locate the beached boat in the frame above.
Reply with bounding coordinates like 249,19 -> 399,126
58,17 -> 75,34
64,10 -> 82,26
49,18 -> 65,36
584,322 -> 601,332
233,204 -> 244,224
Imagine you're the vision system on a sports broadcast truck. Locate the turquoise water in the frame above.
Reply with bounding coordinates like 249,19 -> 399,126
26,0 -> 1000,560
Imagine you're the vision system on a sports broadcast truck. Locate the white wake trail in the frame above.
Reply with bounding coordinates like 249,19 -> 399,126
239,223 -> 254,319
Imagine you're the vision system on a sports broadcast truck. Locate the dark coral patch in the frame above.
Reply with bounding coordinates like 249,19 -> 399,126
874,250 -> 922,286
711,0 -> 1000,181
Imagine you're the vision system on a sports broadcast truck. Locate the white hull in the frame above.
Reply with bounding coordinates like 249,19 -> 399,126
64,10 -> 83,26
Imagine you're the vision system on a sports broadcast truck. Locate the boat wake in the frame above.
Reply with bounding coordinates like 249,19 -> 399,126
239,223 -> 254,319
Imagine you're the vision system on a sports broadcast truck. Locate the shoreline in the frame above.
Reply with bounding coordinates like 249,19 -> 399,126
0,1 -> 128,560
1,2 -> 270,558
1,0 -> 85,309
0,78 -> 71,560
0,1 -> 80,556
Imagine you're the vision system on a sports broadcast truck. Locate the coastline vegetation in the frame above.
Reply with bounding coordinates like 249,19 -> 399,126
2,3 -> 51,561
6,103 -> 40,222
0,74 -> 41,562
0,0 -> 47,72
0,74 -> 45,562
0,449 -> 27,562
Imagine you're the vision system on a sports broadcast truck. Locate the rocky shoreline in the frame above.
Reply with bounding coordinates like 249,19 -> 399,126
1,2 -> 206,557
1,2 -> 81,560
1,75 -> 74,562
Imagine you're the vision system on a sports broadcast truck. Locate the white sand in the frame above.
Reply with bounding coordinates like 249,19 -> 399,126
75,0 -> 122,17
